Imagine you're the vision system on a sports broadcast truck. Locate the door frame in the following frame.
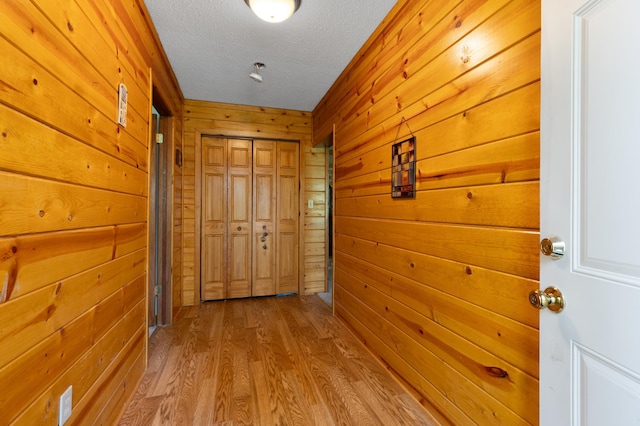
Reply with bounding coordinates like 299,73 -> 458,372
195,129 -> 304,303
317,126 -> 335,311
148,98 -> 175,327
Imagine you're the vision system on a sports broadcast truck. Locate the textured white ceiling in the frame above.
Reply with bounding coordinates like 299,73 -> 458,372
144,0 -> 397,111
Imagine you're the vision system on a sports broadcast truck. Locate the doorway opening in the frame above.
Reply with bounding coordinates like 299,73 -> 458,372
318,141 -> 334,307
148,98 -> 174,336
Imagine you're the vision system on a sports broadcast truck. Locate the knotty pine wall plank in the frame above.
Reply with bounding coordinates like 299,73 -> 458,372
337,182 -> 539,229
337,287 -> 530,425
335,258 -> 537,378
1,0 -> 148,126
335,32 -> 540,162
0,248 -> 145,367
184,100 -> 311,129
303,147 -> 328,294
107,0 -> 183,113
170,107 -> 186,314
313,0 -> 541,423
335,236 -> 538,328
335,298 -> 472,425
0,104 -> 148,196
0,173 -> 147,236
13,299 -> 145,424
0,0 -> 183,423
0,36 -> 148,169
0,227 -> 116,301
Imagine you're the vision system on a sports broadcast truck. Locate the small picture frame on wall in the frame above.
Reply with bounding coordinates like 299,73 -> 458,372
391,136 -> 416,198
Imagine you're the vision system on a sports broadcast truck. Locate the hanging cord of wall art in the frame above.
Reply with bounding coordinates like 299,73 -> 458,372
391,117 -> 417,199
392,116 -> 415,144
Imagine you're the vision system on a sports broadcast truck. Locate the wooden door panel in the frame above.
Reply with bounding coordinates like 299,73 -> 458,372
229,234 -> 249,281
228,233 -> 251,298
254,145 -> 274,168
204,174 -> 224,222
228,139 -> 252,298
230,144 -> 251,168
278,175 -> 297,222
205,144 -> 225,167
276,142 -> 299,294
230,175 -> 250,222
201,137 -> 227,300
255,175 -> 274,222
277,232 -> 297,294
202,235 -> 224,300
253,233 -> 275,296
278,146 -> 297,169
202,173 -> 226,299
253,173 -> 276,296
253,140 -> 276,296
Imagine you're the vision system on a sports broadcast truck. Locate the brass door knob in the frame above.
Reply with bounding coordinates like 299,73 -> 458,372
529,286 -> 565,313
540,236 -> 565,259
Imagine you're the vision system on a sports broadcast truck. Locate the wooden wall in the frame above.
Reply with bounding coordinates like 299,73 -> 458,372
182,99 -> 324,305
172,115 -> 184,317
304,143 -> 329,294
313,0 -> 541,424
0,0 -> 183,424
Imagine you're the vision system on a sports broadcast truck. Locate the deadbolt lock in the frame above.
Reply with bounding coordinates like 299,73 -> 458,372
540,236 -> 565,259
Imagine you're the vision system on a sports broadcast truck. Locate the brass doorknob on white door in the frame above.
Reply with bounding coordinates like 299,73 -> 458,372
529,286 -> 565,313
540,236 -> 565,259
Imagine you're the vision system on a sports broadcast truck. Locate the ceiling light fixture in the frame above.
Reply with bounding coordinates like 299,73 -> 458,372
249,62 -> 265,83
244,0 -> 301,23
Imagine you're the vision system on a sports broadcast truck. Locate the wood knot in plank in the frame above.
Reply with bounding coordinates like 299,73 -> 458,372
485,366 -> 508,378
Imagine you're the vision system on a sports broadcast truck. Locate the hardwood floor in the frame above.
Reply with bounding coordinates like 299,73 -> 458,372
119,295 -> 439,425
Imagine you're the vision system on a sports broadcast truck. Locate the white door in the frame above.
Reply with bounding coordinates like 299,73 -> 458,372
540,0 -> 640,424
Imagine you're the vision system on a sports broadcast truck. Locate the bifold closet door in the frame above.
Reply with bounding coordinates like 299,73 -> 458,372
253,140 -> 299,295
201,137 -> 298,301
227,139 -> 252,298
252,141 -> 277,296
201,137 -> 227,300
201,137 -> 252,300
276,141 -> 299,294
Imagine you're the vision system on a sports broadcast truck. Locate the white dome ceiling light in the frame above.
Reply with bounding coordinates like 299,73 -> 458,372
244,0 -> 301,23
249,62 -> 265,83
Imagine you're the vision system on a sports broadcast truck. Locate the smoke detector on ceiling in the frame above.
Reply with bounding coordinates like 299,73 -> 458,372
249,62 -> 265,83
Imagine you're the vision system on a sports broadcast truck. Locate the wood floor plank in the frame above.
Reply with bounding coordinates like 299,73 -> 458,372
192,377 -> 217,425
250,360 -> 274,425
326,367 -> 379,425
213,304 -> 235,423
311,403 -> 337,426
119,295 -> 440,425
174,352 -> 206,425
279,369 -> 316,425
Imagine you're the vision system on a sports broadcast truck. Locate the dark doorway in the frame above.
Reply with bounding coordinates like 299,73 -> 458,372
149,101 -> 174,335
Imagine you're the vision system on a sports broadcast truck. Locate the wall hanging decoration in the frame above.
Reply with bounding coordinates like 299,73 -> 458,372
391,117 -> 416,198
